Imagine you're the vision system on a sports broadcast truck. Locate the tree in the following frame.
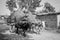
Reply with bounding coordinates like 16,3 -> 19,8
28,0 -> 41,12
6,0 -> 17,12
6,0 -> 41,12
6,0 -> 42,24
6,0 -> 42,34
6,0 -> 42,23
43,2 -> 55,13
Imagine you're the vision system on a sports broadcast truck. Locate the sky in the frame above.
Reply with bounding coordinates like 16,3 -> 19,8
0,0 -> 60,15
0,0 -> 10,15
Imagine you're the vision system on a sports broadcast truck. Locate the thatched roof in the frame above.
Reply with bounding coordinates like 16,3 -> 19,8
35,12 -> 60,16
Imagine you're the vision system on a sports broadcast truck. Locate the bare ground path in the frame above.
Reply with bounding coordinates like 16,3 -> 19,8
27,30 -> 60,40
0,24 -> 60,40
1,30 -> 60,40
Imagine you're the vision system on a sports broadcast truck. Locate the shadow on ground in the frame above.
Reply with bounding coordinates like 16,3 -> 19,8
0,32 -> 34,40
0,33 -> 8,40
0,24 -> 34,40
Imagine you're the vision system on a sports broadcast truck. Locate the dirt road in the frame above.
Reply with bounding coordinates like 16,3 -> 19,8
27,30 -> 60,40
1,30 -> 60,40
0,24 -> 60,40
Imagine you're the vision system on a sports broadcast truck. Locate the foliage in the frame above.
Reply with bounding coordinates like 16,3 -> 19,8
6,0 -> 41,12
43,2 -> 55,13
6,0 -> 17,12
6,0 -> 42,24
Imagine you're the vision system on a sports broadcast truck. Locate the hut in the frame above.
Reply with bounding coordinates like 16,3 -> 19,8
36,12 -> 60,29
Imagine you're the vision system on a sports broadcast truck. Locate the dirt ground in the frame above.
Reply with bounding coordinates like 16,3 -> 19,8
28,30 -> 60,40
0,24 -> 60,40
